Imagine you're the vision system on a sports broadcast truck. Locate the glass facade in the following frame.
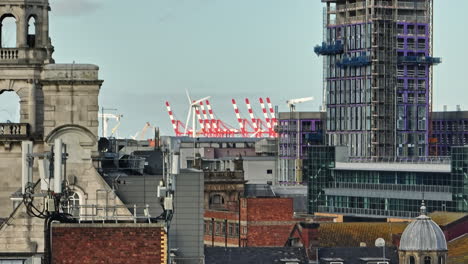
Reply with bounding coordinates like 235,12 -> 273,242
304,146 -> 336,214
450,147 -> 468,212
305,145 -> 468,218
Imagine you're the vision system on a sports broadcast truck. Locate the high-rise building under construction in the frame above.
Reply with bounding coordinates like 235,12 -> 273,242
316,0 -> 440,157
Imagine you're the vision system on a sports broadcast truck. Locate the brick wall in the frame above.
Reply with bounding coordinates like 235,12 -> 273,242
52,223 -> 166,264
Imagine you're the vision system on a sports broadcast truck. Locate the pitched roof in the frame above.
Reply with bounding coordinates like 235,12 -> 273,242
318,222 -> 408,248
429,211 -> 468,226
448,234 -> 468,264
204,247 -> 308,264
318,247 -> 399,264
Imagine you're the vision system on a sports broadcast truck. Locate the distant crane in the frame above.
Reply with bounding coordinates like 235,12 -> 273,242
136,122 -> 152,140
286,97 -> 314,112
184,90 -> 211,138
98,113 -> 123,138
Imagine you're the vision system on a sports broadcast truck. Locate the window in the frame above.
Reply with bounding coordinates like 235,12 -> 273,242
211,194 -> 224,205
242,226 -> 247,235
1,15 -> 17,48
424,256 -> 432,264
438,256 -> 444,264
27,16 -> 36,48
267,169 -> 273,174
65,192 -> 80,216
0,91 -> 20,123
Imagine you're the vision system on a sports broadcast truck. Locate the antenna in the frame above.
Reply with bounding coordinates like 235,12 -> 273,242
39,157 -> 51,191
54,138 -> 63,194
21,141 -> 33,194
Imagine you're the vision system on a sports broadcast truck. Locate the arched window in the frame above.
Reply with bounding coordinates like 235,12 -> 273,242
0,90 -> 20,123
27,16 -> 36,48
1,15 -> 17,48
424,256 -> 432,264
408,256 -> 415,264
65,192 -> 81,217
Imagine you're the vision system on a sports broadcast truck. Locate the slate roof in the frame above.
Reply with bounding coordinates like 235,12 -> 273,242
204,247 -> 308,264
318,247 -> 399,264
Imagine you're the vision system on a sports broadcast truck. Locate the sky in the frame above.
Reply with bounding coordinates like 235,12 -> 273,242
0,0 -> 466,138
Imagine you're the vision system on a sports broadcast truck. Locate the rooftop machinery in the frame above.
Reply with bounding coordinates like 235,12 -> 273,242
165,97 -> 278,138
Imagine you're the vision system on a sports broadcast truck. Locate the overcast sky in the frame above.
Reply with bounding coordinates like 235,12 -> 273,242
0,0 -> 465,138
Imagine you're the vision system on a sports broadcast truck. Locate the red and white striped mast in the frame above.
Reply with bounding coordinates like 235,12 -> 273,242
259,98 -> 275,137
232,99 -> 248,137
266,97 -> 277,128
199,101 -> 212,136
194,106 -> 206,136
205,100 -> 220,137
245,98 -> 262,137
165,101 -> 184,136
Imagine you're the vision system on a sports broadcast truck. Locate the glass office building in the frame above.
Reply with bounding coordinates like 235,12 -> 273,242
306,145 -> 468,218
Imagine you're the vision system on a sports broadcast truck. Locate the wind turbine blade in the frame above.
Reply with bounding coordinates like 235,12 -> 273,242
193,96 -> 211,106
185,89 -> 192,104
184,107 -> 192,135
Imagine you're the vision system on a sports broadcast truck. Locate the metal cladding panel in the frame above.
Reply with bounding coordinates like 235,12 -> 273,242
170,170 -> 204,260
400,215 -> 448,251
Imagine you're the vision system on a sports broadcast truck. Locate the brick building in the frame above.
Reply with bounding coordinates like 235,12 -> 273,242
203,157 -> 302,247
204,197 -> 300,247
52,223 -> 167,264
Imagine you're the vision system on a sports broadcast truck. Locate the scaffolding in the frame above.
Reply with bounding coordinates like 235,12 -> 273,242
318,0 -> 437,158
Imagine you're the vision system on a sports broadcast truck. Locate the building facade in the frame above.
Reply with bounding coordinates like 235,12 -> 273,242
277,112 -> 325,184
305,145 -> 468,218
430,110 -> 468,156
318,0 -> 439,158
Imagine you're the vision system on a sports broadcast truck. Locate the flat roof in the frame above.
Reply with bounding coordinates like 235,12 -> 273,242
334,162 -> 451,173
278,111 -> 325,120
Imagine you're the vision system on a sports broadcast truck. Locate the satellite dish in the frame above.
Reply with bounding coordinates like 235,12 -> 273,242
375,238 -> 385,247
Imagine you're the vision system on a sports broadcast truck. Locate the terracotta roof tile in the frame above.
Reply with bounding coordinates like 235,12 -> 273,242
318,222 -> 408,247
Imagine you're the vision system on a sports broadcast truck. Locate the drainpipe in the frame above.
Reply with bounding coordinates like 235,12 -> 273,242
238,196 -> 241,247
211,218 -> 215,247
224,219 -> 228,248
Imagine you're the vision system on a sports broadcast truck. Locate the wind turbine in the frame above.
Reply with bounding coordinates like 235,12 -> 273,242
184,90 -> 211,138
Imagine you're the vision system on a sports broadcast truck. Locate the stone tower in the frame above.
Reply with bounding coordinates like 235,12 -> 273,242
0,0 -> 130,257
398,204 -> 448,264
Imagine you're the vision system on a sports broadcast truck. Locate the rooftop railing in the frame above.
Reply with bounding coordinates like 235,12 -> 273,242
67,204 -> 162,223
318,206 -> 420,218
329,182 -> 451,193
347,156 -> 451,164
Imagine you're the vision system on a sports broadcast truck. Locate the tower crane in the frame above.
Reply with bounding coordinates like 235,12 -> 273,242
138,122 -> 152,140
286,97 -> 314,112
98,113 -> 123,138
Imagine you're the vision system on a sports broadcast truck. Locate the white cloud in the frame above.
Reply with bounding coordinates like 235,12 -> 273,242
51,0 -> 102,16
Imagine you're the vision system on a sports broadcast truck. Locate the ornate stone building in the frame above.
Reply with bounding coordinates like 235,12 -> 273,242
0,0 -> 129,260
399,204 -> 448,264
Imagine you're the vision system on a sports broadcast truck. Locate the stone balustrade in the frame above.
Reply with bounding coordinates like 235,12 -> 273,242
0,48 -> 49,64
0,123 -> 30,139
0,49 -> 19,60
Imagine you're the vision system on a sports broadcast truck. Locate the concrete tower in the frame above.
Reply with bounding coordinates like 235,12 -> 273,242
317,0 -> 440,158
